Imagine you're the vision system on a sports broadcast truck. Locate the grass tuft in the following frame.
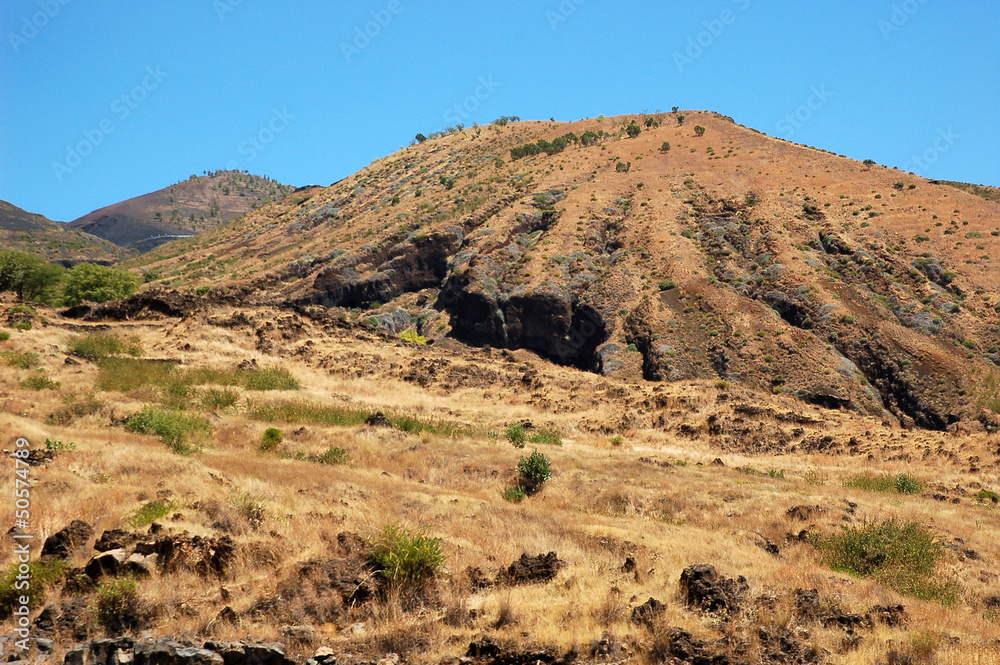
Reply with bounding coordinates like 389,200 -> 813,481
811,518 -> 958,603
844,472 -> 923,495
1,350 -> 39,369
123,407 -> 210,455
68,332 -> 143,359
0,559 -> 65,618
130,500 -> 174,527
19,375 -> 60,390
369,524 -> 446,590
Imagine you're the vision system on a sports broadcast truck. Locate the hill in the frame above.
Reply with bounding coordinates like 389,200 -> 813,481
132,112 -> 1000,434
67,171 -> 295,252
0,200 -> 130,265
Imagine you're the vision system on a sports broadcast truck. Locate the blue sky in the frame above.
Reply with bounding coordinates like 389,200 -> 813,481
2,0 -> 997,222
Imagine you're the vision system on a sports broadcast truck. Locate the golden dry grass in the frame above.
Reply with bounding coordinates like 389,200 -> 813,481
1,300 -> 999,663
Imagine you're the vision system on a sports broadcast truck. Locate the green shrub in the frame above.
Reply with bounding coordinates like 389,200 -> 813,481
518,449 -> 551,494
20,375 -> 60,390
0,558 -> 66,617
93,577 -> 142,630
811,518 -> 958,603
45,438 -> 76,452
0,251 -> 64,302
11,321 -> 30,331
195,286 -> 210,296
369,524 -> 446,589
660,142 -> 671,153
625,122 -> 641,138
316,446 -> 350,465
658,280 -> 677,290
68,332 -> 143,359
129,500 -> 174,527
400,330 -> 427,345
504,423 -> 526,448
610,435 -> 624,446
694,125 -> 706,136
0,332 -> 9,341
260,427 -> 282,452
844,472 -> 923,495
62,263 -> 138,306
975,489 -> 999,504
124,408 -> 210,454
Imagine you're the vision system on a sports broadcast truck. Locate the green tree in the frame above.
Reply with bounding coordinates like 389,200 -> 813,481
625,122 -> 641,138
63,263 -> 138,306
415,133 -> 428,143
660,141 -> 671,153
0,251 -> 64,302
694,125 -> 706,136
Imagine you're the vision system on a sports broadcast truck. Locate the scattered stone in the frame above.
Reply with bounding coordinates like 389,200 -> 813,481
282,624 -> 316,644
464,566 -> 493,590
869,604 -> 907,627
124,552 -> 158,577
41,519 -> 93,560
94,528 -> 140,553
621,556 -> 636,573
630,597 -> 665,628
710,458 -> 725,467
495,552 -> 564,586
64,356 -> 80,366
84,548 -> 128,579
365,411 -> 395,428
679,563 -> 748,614
307,646 -> 338,665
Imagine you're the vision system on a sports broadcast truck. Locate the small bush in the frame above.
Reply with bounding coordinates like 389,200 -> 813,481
501,484 -> 526,503
400,330 -> 427,345
0,332 -> 9,341
11,321 -> 30,331
660,141 -> 671,153
694,125 -> 706,136
844,472 -> 923,495
130,500 -> 173,527
124,408 -> 210,455
260,427 -> 282,452
505,423 -> 526,448
610,435 -> 624,446
518,449 -> 552,494
625,122 -> 641,138
811,518 -> 957,603
369,524 -> 446,589
44,438 -> 75,452
93,577 -> 142,631
0,558 -> 66,618
658,280 -> 677,290
20,375 -> 60,390
316,446 -> 351,465
68,332 -> 143,359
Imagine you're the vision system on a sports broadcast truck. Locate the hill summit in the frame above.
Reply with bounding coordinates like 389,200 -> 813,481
68,170 -> 294,252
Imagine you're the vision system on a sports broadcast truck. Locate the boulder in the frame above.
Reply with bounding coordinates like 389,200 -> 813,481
41,520 -> 93,560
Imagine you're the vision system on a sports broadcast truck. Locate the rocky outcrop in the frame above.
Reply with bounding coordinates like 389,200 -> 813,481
62,638 -> 296,665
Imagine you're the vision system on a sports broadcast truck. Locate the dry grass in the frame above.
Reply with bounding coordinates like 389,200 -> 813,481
0,302 -> 998,662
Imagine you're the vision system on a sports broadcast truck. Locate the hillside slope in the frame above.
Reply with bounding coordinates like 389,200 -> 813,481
130,112 -> 1000,433
67,171 -> 295,252
0,200 -> 130,265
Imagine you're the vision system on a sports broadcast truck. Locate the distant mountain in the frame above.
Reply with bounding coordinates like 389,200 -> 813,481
0,199 -> 130,265
67,171 -> 295,252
